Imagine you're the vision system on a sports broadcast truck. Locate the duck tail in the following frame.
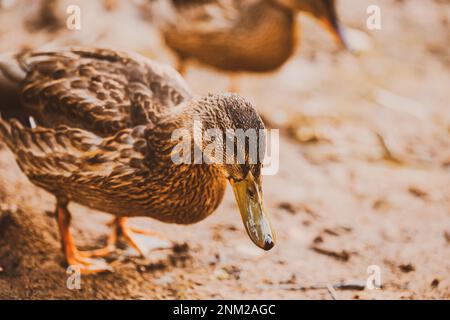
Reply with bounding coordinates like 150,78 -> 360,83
0,51 -> 33,127
0,116 -> 15,152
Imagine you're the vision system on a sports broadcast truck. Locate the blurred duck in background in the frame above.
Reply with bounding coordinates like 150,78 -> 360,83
4,0 -> 348,92
145,0 -> 348,90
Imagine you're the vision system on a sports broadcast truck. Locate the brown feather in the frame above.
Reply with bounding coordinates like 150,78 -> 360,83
0,48 -> 256,225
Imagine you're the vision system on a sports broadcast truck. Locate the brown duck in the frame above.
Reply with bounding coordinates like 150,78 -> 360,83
0,48 -> 275,273
146,0 -> 348,77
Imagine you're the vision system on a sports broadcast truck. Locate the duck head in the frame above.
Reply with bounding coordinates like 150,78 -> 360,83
187,93 -> 276,251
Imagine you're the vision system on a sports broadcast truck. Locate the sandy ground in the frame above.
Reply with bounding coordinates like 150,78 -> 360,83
0,0 -> 449,299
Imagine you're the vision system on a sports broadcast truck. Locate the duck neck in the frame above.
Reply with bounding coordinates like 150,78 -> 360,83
152,95 -> 229,223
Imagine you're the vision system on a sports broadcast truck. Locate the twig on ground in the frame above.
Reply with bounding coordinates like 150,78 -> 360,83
310,245 -> 351,262
373,130 -> 405,165
326,284 -> 339,300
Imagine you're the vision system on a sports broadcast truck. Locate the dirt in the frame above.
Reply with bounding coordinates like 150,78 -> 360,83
0,0 -> 449,299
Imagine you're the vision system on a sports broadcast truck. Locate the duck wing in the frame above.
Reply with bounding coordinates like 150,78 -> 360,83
0,48 -> 192,137
0,118 -> 153,196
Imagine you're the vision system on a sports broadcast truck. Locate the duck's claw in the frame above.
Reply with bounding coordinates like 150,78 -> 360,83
117,218 -> 174,257
67,251 -> 114,274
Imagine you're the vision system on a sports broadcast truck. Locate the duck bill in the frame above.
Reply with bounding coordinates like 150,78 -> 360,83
320,3 -> 349,50
230,173 -> 275,251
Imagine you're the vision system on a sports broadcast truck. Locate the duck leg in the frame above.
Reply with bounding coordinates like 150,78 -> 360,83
228,74 -> 241,92
85,217 -> 173,258
55,199 -> 113,274
176,57 -> 188,76
103,0 -> 117,11
116,217 -> 174,257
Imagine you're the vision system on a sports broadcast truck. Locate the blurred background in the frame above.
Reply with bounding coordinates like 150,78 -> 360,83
0,0 -> 449,299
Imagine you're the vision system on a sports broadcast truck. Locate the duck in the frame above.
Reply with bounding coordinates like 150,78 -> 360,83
145,0 -> 348,86
0,48 -> 275,274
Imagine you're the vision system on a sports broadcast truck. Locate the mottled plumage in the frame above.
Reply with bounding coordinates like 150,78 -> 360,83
0,48 -> 274,273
